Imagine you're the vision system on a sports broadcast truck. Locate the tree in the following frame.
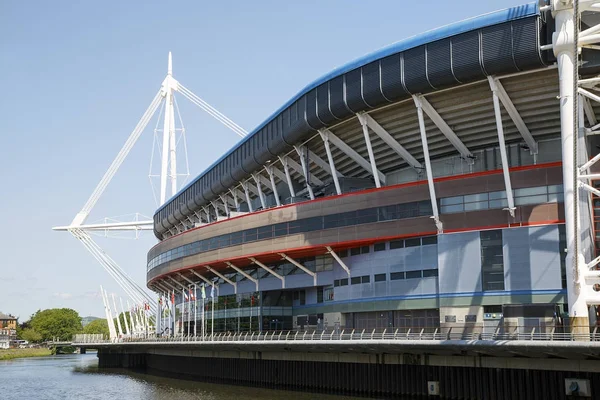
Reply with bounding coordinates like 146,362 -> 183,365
83,319 -> 109,338
28,308 -> 82,341
20,328 -> 42,343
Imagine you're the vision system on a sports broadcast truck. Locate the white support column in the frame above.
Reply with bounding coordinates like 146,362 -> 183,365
279,253 -> 317,286
241,181 -> 254,212
357,113 -> 382,188
206,265 -> 237,294
293,145 -> 316,200
318,130 -> 342,195
489,76 -> 538,155
357,113 -> 422,169
326,246 -> 350,277
322,129 -> 386,184
414,95 -> 473,159
229,188 -> 240,211
278,156 -> 296,198
219,194 -> 231,217
160,55 -> 174,205
488,76 -> 517,217
553,0 -> 589,330
413,96 -> 443,233
226,261 -> 259,291
249,257 -> 285,288
251,173 -> 267,209
265,166 -> 281,207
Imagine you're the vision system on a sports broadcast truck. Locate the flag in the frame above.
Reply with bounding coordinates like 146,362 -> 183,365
201,284 -> 206,299
189,287 -> 195,301
183,289 -> 189,301
210,284 -> 215,299
171,291 -> 175,304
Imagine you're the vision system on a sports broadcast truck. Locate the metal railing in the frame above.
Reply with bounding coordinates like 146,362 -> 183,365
72,326 -> 600,345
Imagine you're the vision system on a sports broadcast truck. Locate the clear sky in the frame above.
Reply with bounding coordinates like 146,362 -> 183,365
0,0 -> 529,320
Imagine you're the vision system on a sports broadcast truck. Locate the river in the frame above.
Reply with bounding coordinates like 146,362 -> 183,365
0,353 -> 368,400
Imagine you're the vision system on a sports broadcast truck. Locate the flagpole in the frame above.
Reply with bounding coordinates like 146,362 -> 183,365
194,284 -> 198,337
180,288 -> 184,337
187,286 -> 191,337
211,284 -> 215,338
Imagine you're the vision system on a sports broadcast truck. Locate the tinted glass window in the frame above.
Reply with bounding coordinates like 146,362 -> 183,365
374,273 -> 386,282
351,277 -> 361,285
405,270 -> 422,279
422,269 -> 439,277
421,236 -> 437,246
390,272 -> 405,280
374,242 -> 386,252
405,238 -> 421,247
350,247 -> 361,256
390,240 -> 404,249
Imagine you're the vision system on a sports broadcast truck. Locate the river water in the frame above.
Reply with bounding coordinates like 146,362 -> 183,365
0,353 -> 367,400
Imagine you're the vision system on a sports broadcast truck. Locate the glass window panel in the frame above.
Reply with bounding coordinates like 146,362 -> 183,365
421,236 -> 437,246
489,199 -> 508,209
340,278 -> 348,286
390,240 -> 404,249
488,190 -> 507,200
390,272 -> 405,280
547,184 -> 564,194
405,270 -> 422,279
548,193 -> 564,203
374,273 -> 386,282
514,186 -> 547,196
338,249 -> 348,258
351,277 -> 361,285
243,229 -> 257,242
360,246 -> 370,254
464,201 -> 489,211
374,242 -> 386,252
422,269 -> 439,278
405,238 -> 421,247
361,275 -> 370,284
440,196 -> 463,206
350,247 -> 361,256
273,223 -> 288,237
257,225 -> 273,240
464,193 -> 489,203
441,204 -> 464,214
334,279 -> 340,287
514,194 -> 548,206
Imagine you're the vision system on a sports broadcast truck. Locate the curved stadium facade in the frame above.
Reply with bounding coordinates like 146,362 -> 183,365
147,2 -> 600,333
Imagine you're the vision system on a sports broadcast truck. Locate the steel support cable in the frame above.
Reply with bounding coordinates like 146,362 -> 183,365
574,0 -> 580,285
73,231 -> 147,307
177,84 -> 247,135
72,229 -> 157,311
176,85 -> 247,137
70,230 -> 146,306
77,90 -> 163,219
177,88 -> 246,138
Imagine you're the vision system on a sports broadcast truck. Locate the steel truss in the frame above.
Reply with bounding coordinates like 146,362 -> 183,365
53,53 -> 247,334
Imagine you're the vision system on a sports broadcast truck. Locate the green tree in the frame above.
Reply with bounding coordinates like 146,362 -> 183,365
20,328 -> 42,343
83,319 -> 109,338
28,308 -> 82,341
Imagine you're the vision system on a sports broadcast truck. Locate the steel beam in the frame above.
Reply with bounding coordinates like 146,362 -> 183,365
279,253 -> 317,286
582,96 -> 598,126
278,156 -> 297,198
488,77 -> 516,217
265,166 -> 281,207
414,95 -> 473,159
251,173 -> 267,209
356,113 -> 382,188
322,128 -> 386,184
326,246 -> 350,277
318,130 -> 342,195
413,96 -> 443,233
489,77 -> 538,154
226,261 -> 259,291
168,276 -> 187,290
189,269 -> 217,288
293,146 -> 316,200
250,257 -> 285,288
177,272 -> 196,286
206,265 -> 237,294
357,112 -> 422,169
240,181 -> 254,212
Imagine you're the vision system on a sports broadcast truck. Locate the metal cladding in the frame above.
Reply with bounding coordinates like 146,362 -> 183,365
153,3 -> 551,238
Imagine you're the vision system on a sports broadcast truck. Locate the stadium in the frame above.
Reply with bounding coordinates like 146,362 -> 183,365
146,1 -> 600,336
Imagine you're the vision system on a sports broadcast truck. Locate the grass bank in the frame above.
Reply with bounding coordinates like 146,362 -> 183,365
0,348 -> 52,361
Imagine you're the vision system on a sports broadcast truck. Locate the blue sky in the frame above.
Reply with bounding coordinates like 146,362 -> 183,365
0,0 -> 529,320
